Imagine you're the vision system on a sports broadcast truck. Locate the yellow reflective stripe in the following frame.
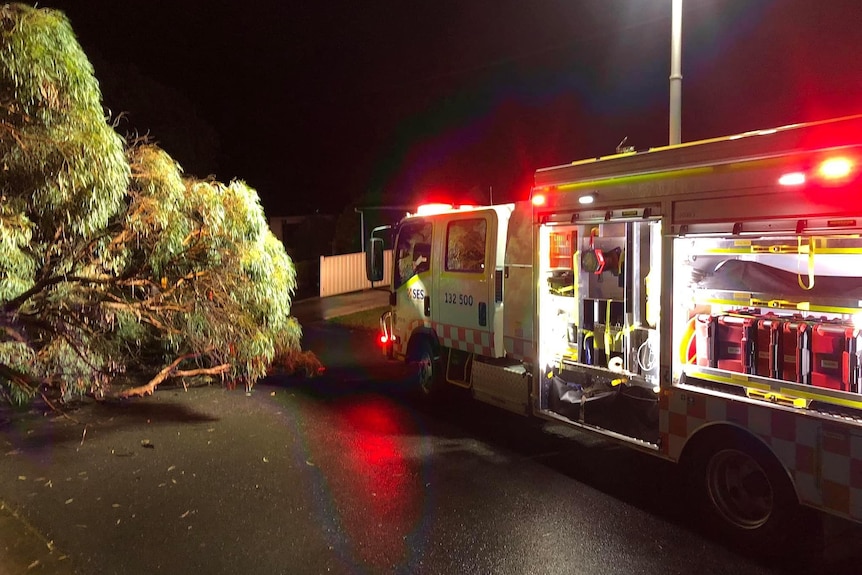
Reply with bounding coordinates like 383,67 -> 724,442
750,298 -> 797,308
750,244 -> 799,254
701,248 -> 750,255
685,369 -> 757,386
811,247 -> 862,254
778,387 -> 862,410
702,244 -> 862,256
685,370 -> 862,410
795,304 -> 859,314
745,388 -> 808,407
746,388 -> 808,408
695,297 -> 749,307
695,294 -> 861,313
812,305 -> 861,313
747,298 -> 861,314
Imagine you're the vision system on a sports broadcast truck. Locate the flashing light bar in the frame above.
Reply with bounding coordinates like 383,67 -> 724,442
415,203 -> 478,216
416,203 -> 453,216
819,157 -> 853,180
778,172 -> 806,186
779,156 -> 855,187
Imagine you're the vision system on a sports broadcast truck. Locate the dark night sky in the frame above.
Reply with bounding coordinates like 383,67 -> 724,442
34,0 -> 862,216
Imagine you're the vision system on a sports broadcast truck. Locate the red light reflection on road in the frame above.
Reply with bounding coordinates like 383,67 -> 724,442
307,397 -> 426,571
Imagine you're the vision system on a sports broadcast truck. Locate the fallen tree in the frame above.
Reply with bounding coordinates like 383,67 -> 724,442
0,4 -> 304,404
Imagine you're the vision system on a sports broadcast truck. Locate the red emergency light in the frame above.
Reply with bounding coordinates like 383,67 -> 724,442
819,157 -> 853,180
415,203 -> 453,216
779,155 -> 856,187
531,194 -> 546,206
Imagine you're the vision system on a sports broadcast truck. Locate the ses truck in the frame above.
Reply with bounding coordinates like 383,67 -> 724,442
365,114 -> 862,547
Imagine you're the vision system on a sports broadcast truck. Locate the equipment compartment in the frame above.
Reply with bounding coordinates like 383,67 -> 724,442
674,234 -> 862,399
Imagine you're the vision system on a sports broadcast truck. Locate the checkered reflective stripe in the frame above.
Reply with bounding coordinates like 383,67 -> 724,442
435,323 -> 494,356
399,320 -> 495,357
503,336 -> 533,361
660,387 -> 862,522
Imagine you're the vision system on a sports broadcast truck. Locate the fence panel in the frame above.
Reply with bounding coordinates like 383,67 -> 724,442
319,250 -> 392,297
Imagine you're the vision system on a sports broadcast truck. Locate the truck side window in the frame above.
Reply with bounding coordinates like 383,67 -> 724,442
413,243 -> 431,273
446,219 -> 486,273
395,221 -> 432,288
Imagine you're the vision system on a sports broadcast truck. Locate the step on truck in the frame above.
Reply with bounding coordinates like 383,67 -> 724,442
365,114 -> 862,549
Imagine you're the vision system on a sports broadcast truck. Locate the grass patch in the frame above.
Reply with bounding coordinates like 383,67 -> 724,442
328,305 -> 389,331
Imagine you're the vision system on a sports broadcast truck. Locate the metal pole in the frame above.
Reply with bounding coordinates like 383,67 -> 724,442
669,0 -> 683,145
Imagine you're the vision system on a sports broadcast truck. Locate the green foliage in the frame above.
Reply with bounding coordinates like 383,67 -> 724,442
119,149 -> 301,388
0,206 -> 33,301
0,4 -> 130,403
0,4 -> 128,241
0,4 -> 303,404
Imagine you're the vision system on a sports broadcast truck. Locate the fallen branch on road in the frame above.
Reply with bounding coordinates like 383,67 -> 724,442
118,355 -> 231,398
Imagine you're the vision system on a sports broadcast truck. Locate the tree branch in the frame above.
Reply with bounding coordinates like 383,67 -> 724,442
117,353 -> 230,398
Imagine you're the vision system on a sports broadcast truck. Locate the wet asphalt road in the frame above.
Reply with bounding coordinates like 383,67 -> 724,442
1,316 -> 861,574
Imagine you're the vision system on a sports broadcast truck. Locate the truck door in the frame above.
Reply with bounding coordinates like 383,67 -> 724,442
392,219 -> 434,355
434,211 -> 497,357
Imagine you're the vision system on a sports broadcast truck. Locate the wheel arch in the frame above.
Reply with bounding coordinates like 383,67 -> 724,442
405,326 -> 441,361
677,421 -> 800,504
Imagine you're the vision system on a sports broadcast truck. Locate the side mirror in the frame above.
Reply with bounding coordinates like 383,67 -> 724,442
366,237 -> 385,282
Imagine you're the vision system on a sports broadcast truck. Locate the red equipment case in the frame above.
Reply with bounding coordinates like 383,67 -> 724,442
810,323 -> 853,391
695,314 -> 712,368
780,320 -> 810,384
694,314 -> 756,374
754,315 -> 782,378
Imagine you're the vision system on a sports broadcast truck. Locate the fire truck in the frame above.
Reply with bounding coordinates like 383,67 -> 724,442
365,114 -> 862,546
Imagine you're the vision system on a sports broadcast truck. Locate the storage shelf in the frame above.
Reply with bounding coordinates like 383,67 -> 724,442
693,289 -> 862,315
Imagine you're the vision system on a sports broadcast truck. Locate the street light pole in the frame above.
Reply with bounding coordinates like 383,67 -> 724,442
669,0 -> 683,145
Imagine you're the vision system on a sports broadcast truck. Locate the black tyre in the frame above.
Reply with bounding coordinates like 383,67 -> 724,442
409,338 -> 441,399
689,431 -> 801,551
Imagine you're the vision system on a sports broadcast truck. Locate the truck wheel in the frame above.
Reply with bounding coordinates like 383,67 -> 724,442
409,339 -> 441,399
690,432 -> 800,551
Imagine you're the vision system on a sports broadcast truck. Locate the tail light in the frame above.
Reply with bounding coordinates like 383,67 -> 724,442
378,311 -> 394,357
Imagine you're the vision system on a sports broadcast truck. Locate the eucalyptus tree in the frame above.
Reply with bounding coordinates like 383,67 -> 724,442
114,146 -> 300,397
0,4 -> 300,403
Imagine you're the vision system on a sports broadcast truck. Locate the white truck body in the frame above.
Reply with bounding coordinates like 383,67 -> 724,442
370,115 -> 862,542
